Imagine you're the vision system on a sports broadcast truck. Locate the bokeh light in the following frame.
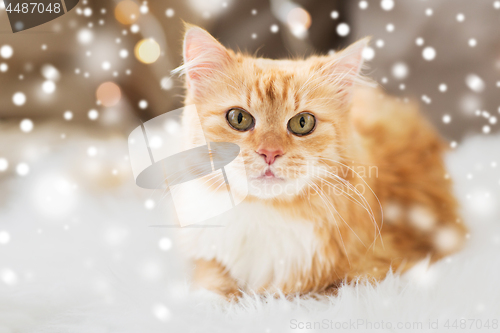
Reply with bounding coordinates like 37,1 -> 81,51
114,0 -> 140,25
134,39 -> 161,64
96,82 -> 122,107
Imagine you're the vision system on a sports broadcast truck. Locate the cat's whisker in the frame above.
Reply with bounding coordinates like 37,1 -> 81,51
309,178 -> 368,249
318,174 -> 380,250
317,166 -> 380,241
310,162 -> 377,232
313,173 -> 374,218
306,180 -> 352,266
318,158 -> 384,249
315,167 -> 377,223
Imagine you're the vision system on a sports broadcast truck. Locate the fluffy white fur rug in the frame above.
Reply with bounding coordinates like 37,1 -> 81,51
0,124 -> 499,333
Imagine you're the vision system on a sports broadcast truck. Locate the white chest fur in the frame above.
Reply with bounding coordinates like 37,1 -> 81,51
178,199 -> 319,291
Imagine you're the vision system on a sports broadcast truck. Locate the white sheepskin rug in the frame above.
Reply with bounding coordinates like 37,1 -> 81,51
0,123 -> 499,333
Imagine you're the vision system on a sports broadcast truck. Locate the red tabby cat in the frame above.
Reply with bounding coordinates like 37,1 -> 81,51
175,25 -> 467,298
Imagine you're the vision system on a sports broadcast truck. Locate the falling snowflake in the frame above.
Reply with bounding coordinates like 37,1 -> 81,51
1,268 -> 18,285
77,29 -> 93,44
64,111 -> 73,120
88,109 -> 99,120
362,47 -> 375,61
381,0 -> 394,11
119,49 -> 128,59
160,77 -> 173,90
422,47 -> 436,61
16,163 -> 30,176
87,146 -> 97,157
20,119 -> 34,133
0,231 -> 10,244
138,100 -> 148,109
336,23 -> 350,37
0,45 -> 13,59
12,92 -> 26,106
159,237 -> 173,251
391,62 -> 409,80
145,199 -> 155,209
166,8 -> 175,17
152,303 -> 171,322
0,158 -> 8,172
42,80 -> 56,94
83,7 -> 92,17
465,74 -> 485,93
130,24 -> 140,33
102,61 -> 111,70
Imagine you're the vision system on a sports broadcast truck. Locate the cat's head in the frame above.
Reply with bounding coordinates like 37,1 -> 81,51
177,25 -> 369,200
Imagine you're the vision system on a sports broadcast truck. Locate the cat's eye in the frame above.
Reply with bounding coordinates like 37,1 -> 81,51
288,112 -> 316,136
226,108 -> 255,131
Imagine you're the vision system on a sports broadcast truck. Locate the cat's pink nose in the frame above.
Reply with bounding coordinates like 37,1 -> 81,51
257,148 -> 283,165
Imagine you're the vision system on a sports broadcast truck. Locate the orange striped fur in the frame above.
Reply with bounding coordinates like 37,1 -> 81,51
177,25 -> 467,298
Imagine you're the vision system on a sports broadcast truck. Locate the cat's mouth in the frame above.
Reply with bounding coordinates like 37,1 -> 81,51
253,168 -> 285,182
247,166 -> 308,198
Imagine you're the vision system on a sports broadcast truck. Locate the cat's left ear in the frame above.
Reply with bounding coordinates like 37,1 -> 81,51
178,24 -> 233,93
320,37 -> 371,103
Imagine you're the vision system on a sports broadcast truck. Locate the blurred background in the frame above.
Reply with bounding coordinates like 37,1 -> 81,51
1,0 -> 499,141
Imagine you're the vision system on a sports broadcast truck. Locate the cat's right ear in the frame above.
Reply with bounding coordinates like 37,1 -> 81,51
178,25 -> 231,91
